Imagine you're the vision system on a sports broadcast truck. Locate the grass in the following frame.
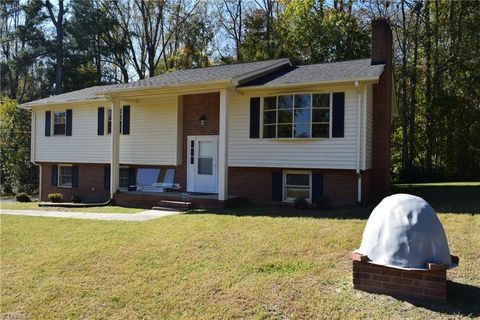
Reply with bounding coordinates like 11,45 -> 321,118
1,183 -> 479,319
0,201 -> 143,214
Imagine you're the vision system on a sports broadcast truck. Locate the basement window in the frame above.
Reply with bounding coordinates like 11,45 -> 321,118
58,164 -> 73,188
283,171 -> 311,202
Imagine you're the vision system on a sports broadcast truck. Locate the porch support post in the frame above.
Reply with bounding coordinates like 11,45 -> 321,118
218,89 -> 229,201
110,99 -> 120,199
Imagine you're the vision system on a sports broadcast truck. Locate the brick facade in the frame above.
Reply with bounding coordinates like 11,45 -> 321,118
228,167 -> 359,206
370,19 -> 393,202
352,259 -> 447,303
40,163 -> 110,203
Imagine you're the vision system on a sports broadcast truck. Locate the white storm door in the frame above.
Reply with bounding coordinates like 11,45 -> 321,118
187,136 -> 218,193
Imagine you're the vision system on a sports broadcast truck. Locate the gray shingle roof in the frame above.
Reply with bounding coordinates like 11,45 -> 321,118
21,58 -> 384,107
22,59 -> 290,107
239,59 -> 384,87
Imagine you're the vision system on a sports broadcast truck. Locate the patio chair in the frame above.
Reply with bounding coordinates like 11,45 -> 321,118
153,169 -> 181,191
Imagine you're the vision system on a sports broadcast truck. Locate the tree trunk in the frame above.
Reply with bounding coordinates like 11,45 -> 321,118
424,2 -> 433,173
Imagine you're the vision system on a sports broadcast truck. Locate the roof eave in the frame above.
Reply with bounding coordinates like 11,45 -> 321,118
236,76 -> 381,91
20,97 -> 109,109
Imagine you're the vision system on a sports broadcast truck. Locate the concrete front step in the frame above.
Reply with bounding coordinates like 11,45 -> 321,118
153,200 -> 191,211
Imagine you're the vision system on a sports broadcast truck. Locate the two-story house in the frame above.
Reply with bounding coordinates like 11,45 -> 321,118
22,19 -> 395,208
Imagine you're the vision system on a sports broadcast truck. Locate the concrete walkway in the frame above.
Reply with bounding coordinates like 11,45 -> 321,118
0,209 -> 180,221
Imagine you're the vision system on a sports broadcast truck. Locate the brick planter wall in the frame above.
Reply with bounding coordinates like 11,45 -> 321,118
352,259 -> 447,303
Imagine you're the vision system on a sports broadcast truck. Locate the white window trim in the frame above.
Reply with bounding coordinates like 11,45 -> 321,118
260,92 -> 333,140
53,110 -> 67,136
282,170 -> 312,203
58,164 -> 73,188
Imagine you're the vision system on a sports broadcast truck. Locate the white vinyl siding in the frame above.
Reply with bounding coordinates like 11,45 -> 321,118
35,105 -> 111,163
34,96 -> 181,165
228,88 -> 361,170
119,96 -> 180,165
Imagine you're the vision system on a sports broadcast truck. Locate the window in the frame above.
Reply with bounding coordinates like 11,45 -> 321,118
119,167 -> 129,190
58,165 -> 73,188
54,111 -> 66,135
283,171 -> 311,202
107,108 -> 112,134
119,106 -> 123,134
262,93 -> 331,139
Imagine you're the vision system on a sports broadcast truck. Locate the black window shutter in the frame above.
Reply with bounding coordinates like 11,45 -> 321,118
122,105 -> 130,135
271,172 -> 283,201
51,165 -> 58,186
249,97 -> 260,138
72,165 -> 79,187
128,167 -> 136,191
104,166 -> 110,190
312,173 -> 324,202
45,111 -> 51,136
98,107 -> 105,135
332,92 -> 345,138
66,109 -> 72,136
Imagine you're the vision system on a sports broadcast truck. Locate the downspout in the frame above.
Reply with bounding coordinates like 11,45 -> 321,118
27,108 -> 42,200
355,81 -> 362,203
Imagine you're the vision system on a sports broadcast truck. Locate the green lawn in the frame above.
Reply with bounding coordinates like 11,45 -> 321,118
1,184 -> 479,319
0,201 -> 143,214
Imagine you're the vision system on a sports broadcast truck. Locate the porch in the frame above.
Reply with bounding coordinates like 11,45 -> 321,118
114,191 -> 239,209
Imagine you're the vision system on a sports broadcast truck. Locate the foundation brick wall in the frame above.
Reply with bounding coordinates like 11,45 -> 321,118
228,167 -> 359,206
353,260 -> 447,303
40,162 -> 110,203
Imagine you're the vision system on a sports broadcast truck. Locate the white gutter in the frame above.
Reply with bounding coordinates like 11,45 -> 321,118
27,109 -> 42,200
362,84 -> 368,170
355,81 -> 362,203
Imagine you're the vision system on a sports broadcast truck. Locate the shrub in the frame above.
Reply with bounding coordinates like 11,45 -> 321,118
15,193 -> 31,202
315,196 -> 332,210
71,195 -> 82,203
293,197 -> 309,209
48,193 -> 64,203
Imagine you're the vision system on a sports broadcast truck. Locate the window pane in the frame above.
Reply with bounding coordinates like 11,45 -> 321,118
285,187 -> 310,200
54,111 -> 66,135
312,109 -> 330,122
264,97 -> 277,110
295,94 -> 311,109
199,141 -> 213,157
198,158 -> 213,175
263,110 -> 276,124
294,122 -> 310,138
313,94 -> 329,108
277,124 -> 292,138
312,124 -> 329,138
119,168 -> 129,189
286,173 -> 310,186
107,109 -> 112,134
263,125 -> 276,138
277,109 -> 293,123
278,95 -> 293,110
60,166 -> 72,187
294,108 -> 310,123
54,124 -> 66,135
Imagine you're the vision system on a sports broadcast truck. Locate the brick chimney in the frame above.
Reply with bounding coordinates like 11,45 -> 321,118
369,18 -> 393,202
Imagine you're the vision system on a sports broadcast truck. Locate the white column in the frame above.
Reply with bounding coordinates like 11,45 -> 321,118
110,100 -> 120,198
218,89 -> 229,201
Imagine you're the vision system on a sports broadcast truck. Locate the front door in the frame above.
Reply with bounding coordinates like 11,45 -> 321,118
187,136 -> 218,193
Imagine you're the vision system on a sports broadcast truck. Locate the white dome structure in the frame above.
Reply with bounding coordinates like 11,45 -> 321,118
355,194 -> 454,270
